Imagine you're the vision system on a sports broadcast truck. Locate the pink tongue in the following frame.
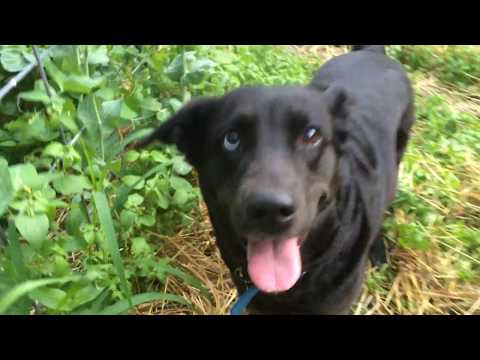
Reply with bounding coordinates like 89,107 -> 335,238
247,237 -> 302,293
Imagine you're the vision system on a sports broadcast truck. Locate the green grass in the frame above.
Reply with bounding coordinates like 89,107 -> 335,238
389,45 -> 480,89
0,45 -> 479,315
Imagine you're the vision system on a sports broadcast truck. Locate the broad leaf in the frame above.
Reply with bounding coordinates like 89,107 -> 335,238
0,48 -> 29,72
14,214 -> 49,248
53,175 -> 92,195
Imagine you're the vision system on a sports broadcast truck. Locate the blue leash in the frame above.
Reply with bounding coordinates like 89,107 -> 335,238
230,286 -> 260,315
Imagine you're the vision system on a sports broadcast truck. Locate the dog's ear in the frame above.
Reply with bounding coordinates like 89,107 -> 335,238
323,85 -> 351,146
137,97 -> 221,166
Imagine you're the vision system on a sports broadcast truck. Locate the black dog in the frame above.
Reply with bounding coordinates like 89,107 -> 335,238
140,45 -> 415,314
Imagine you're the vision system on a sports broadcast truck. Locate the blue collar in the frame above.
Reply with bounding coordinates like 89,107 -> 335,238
229,272 -> 307,315
230,286 -> 260,315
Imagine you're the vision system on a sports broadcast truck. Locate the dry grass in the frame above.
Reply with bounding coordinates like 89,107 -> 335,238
354,239 -> 480,315
413,72 -> 480,116
288,45 -> 350,59
135,46 -> 480,315
133,202 -> 237,315
136,206 -> 480,315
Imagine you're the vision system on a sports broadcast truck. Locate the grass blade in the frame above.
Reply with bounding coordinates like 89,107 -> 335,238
0,157 -> 14,217
0,275 -> 80,314
165,266 -> 211,299
98,292 -> 188,315
92,191 -> 131,305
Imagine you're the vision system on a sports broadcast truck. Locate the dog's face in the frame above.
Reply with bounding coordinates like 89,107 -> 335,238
142,85 -> 352,294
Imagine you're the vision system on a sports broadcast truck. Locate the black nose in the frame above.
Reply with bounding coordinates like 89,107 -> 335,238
245,192 -> 296,233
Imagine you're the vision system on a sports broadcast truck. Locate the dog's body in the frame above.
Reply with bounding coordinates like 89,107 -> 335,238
142,45 -> 415,314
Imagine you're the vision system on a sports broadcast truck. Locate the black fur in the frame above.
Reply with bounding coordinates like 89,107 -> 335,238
141,45 -> 415,314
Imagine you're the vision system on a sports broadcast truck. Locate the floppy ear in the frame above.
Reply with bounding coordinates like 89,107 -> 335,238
138,97 -> 221,167
323,85 -> 351,146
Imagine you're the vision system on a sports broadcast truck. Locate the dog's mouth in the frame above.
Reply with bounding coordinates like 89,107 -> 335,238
246,234 -> 307,294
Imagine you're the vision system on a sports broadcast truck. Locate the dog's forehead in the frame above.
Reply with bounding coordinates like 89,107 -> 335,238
220,86 -> 323,122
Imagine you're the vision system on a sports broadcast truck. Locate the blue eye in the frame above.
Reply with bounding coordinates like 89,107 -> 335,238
224,131 -> 240,151
303,127 -> 322,146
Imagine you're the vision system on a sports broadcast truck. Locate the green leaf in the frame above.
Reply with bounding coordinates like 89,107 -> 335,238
120,102 -> 138,120
140,98 -> 162,112
77,95 -> 103,144
18,80 -> 54,105
42,142 -> 65,158
165,53 -> 187,82
59,99 -> 79,133
150,150 -> 169,163
53,255 -> 71,277
102,99 -> 124,129
92,191 -> 131,304
154,191 -> 169,210
123,128 -> 153,147
38,172 -> 63,185
63,75 -> 104,94
18,91 -> 49,105
121,175 -> 145,190
0,275 -> 81,314
0,158 -> 14,217
49,45 -> 82,75
87,46 -> 109,65
183,58 -> 216,84
66,284 -> 105,311
114,184 -> 131,211
53,175 -> 92,195
397,223 -> 430,251
173,189 -> 189,206
44,59 -> 66,91
6,220 -> 28,282
71,288 -> 111,315
138,214 -> 155,227
29,287 -> 67,310
114,161 -> 164,211
62,235 -> 87,252
103,130 -> 123,162
6,113 -> 58,144
8,163 -> 42,192
124,150 -> 140,162
131,237 -> 151,257
125,193 -> 144,208
98,292 -> 187,315
0,48 -> 29,72
0,99 -> 17,116
211,50 -> 237,64
9,200 -> 28,212
172,156 -> 193,175
170,176 -> 193,192
14,214 -> 49,248
168,98 -> 183,112
120,209 -> 136,229
96,87 -> 116,100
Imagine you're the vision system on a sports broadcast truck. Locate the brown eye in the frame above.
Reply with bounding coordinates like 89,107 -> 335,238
303,127 -> 322,146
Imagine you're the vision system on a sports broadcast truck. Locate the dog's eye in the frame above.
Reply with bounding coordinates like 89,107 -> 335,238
224,131 -> 240,151
303,127 -> 322,146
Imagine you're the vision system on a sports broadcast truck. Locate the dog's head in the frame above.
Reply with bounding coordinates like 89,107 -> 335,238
140,85 -> 353,293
